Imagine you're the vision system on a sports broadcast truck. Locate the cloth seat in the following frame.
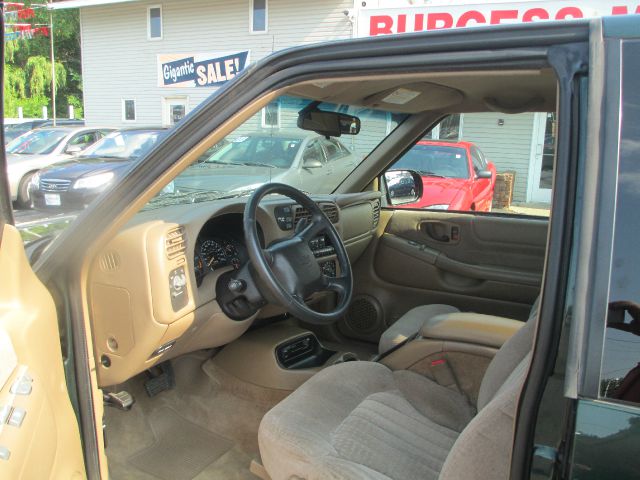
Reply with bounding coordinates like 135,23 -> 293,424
378,304 -> 460,355
258,305 -> 537,480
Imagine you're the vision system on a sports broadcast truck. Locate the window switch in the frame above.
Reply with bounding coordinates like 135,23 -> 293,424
8,407 -> 26,427
0,405 -> 10,424
10,380 -> 32,395
0,446 -> 10,461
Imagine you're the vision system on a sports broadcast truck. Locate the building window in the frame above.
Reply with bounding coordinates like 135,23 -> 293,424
251,0 -> 267,33
123,99 -> 136,121
261,101 -> 279,128
148,6 -> 162,40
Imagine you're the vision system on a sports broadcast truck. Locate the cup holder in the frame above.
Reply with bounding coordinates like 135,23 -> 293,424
333,352 -> 358,364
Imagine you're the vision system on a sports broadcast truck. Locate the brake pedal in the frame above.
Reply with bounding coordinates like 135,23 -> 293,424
104,391 -> 135,410
144,361 -> 175,397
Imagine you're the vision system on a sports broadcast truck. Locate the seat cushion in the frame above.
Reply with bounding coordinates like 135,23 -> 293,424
379,304 -> 460,354
258,361 -> 475,480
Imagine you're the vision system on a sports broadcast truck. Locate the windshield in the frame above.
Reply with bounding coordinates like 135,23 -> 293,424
5,123 -> 30,131
6,128 -> 69,155
81,130 -> 164,160
198,135 -> 304,169
394,143 -> 469,179
146,95 -> 406,209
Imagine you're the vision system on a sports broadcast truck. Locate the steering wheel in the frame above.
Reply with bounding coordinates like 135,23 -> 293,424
243,183 -> 353,325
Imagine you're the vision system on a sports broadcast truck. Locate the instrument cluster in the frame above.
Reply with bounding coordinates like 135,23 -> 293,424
194,236 -> 245,286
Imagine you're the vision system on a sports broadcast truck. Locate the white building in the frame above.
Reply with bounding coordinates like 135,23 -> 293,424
52,0 -> 637,203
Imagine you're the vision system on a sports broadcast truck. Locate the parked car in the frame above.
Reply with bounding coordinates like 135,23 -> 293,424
388,173 -> 417,198
2,17 -> 640,480
6,126 -> 114,207
389,140 -> 496,211
175,131 -> 357,195
31,128 -> 167,211
3,119 -> 85,144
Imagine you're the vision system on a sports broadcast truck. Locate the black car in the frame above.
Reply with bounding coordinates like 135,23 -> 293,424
387,173 -> 417,198
31,128 -> 166,211
4,119 -> 85,144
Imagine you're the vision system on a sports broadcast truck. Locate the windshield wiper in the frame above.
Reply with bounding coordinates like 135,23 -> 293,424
90,155 -> 129,160
419,171 -> 446,178
239,161 -> 277,169
195,160 -> 277,168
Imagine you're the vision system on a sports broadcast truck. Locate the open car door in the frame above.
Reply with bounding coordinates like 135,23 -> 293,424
0,222 -> 86,478
0,26 -> 86,480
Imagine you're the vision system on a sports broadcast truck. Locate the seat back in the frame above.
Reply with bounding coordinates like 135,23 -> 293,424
438,297 -> 539,480
477,296 -> 539,410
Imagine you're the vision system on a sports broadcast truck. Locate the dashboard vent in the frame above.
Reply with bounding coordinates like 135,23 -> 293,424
372,200 -> 381,227
322,204 -> 339,223
294,203 -> 339,225
165,226 -> 186,260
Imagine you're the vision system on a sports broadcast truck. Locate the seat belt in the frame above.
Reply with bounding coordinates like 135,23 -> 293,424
429,357 -> 462,393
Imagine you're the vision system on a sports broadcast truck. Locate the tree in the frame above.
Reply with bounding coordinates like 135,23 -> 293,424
4,4 -> 82,118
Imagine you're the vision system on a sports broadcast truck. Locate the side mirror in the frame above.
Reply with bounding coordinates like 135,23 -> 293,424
476,169 -> 493,179
303,158 -> 323,169
383,170 -> 423,205
66,145 -> 84,155
298,103 -> 361,137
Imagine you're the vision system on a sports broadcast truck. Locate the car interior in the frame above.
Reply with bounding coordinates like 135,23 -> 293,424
76,66 -> 557,480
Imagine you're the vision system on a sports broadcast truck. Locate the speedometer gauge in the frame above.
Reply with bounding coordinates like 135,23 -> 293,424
201,239 -> 226,270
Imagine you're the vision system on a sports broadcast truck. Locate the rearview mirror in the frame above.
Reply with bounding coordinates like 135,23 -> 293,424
298,103 -> 361,137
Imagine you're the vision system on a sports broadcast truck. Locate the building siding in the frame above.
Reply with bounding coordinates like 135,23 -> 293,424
461,112 -> 536,203
80,0 -> 352,127
78,0 -> 545,203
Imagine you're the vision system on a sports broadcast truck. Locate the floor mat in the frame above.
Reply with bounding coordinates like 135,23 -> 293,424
128,407 -> 233,480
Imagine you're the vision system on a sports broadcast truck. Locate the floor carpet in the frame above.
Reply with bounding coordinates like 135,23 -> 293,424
128,407 -> 233,480
104,352 -> 287,480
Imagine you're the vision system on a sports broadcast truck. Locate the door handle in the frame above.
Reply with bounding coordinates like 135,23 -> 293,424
422,222 -> 460,243
424,223 -> 450,242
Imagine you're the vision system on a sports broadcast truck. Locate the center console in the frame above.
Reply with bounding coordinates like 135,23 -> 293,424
275,333 -> 336,370
274,204 -> 339,278
211,323 -> 362,391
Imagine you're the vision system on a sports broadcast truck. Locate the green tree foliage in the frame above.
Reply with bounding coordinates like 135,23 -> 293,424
25,56 -> 67,96
4,5 -> 82,119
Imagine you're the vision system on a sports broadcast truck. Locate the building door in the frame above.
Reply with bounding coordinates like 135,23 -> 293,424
527,112 -> 554,203
162,97 -> 188,126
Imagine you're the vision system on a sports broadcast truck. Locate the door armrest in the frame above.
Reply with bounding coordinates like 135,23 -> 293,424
420,312 -> 524,348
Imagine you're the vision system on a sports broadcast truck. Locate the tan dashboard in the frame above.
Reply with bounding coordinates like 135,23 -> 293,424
88,193 -> 381,387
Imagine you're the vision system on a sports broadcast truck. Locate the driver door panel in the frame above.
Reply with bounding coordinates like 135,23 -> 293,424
0,225 -> 85,478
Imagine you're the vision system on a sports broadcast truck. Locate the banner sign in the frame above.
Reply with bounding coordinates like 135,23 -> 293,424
157,51 -> 250,88
356,1 -> 640,37
4,26 -> 49,40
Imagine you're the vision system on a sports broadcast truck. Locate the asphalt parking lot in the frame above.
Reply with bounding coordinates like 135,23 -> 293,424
13,206 -> 77,242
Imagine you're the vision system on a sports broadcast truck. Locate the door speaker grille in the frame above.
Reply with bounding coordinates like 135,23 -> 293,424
345,296 -> 382,334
